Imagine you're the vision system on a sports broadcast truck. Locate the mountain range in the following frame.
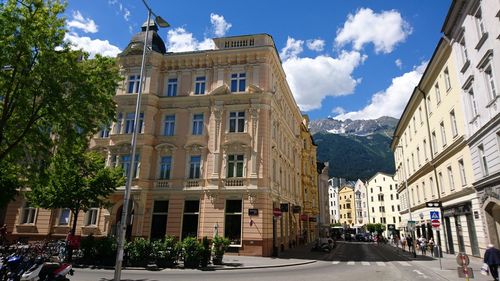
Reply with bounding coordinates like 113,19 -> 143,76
311,116 -> 398,181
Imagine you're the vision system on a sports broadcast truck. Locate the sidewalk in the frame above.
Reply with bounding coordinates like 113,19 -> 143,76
386,243 -> 491,280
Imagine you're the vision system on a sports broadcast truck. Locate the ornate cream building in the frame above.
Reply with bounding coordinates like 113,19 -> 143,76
365,173 -> 400,238
392,37 -> 484,257
338,184 -> 355,227
4,24 -> 315,257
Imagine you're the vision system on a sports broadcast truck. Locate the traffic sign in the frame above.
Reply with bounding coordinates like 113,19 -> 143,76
431,219 -> 440,228
273,208 -> 282,217
430,211 -> 440,220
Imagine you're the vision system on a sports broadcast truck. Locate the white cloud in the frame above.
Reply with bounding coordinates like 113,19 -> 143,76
165,27 -> 215,52
335,8 -> 412,54
210,13 -> 232,37
108,0 -> 131,22
306,39 -> 325,52
65,32 -> 121,58
283,50 -> 365,111
332,107 -> 346,115
333,62 -> 427,120
395,58 -> 403,69
279,37 -> 304,60
67,11 -> 98,33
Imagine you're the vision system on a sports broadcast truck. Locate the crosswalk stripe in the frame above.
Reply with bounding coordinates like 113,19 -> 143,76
376,262 -> 386,266
361,261 -> 370,266
398,261 -> 411,267
347,261 -> 355,265
332,261 -> 340,265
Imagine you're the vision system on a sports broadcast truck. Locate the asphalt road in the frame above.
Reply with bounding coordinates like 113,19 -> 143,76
72,242 -> 448,281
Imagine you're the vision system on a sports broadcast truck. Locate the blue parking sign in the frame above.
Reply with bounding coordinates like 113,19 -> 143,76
430,211 -> 440,220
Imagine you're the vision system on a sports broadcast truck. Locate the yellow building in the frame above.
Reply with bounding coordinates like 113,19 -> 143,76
392,38 -> 483,257
4,26 -> 308,257
300,116 -> 318,242
338,185 -> 355,227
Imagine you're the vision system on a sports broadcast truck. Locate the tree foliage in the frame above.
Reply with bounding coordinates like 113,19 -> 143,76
28,144 -> 125,235
366,223 -> 386,234
0,0 -> 121,205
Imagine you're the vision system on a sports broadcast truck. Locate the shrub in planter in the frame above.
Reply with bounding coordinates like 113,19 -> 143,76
211,236 -> 230,265
152,235 -> 179,268
125,237 -> 152,267
200,236 -> 211,267
79,235 -> 97,265
95,236 -> 117,266
181,237 -> 203,268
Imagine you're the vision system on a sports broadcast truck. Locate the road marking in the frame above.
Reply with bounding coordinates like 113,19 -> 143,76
412,269 -> 430,279
398,261 -> 411,267
347,261 -> 355,265
361,262 -> 370,266
332,261 -> 340,265
376,262 -> 386,266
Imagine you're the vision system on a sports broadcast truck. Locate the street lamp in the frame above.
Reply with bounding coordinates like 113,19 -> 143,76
113,1 -> 169,280
396,145 -> 417,258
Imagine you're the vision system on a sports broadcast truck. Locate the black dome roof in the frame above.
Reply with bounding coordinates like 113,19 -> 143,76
120,19 -> 166,56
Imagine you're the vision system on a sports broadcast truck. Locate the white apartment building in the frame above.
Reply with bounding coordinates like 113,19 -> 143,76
366,173 -> 401,238
328,177 -> 345,224
442,0 -> 500,249
353,179 -> 369,228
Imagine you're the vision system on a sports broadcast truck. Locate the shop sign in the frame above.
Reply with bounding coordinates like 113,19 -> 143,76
308,217 -> 317,222
280,203 -> 289,212
248,208 -> 259,216
292,206 -> 301,213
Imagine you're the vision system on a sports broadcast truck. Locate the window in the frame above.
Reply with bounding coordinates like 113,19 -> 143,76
479,145 -> 489,176
181,200 -> 199,239
416,185 -> 420,203
189,156 -> 201,179
225,200 -> 242,245
458,159 -> 467,186
432,131 -> 438,154
379,206 -> 385,212
450,110 -> 458,137
444,68 -> 451,91
391,205 -> 395,212
413,117 -> 417,133
459,36 -> 469,64
438,172 -> 444,194
430,177 -> 435,198
85,208 -> 98,226
378,194 -> 384,202
117,154 -> 140,179
21,203 -> 36,224
423,139 -> 428,160
114,113 -> 123,134
418,107 -> 423,124
230,73 -> 246,92
468,88 -> 479,118
440,122 -> 447,147
167,78 -> 178,97
227,154 -> 244,178
127,75 -> 140,94
192,113 -> 204,135
427,96 -> 432,116
229,111 -> 245,133
485,64 -> 497,100
416,147 -> 421,166
390,194 -> 394,200
163,115 -> 175,136
99,125 -> 110,138
422,181 -> 426,200
447,166 -> 455,191
194,76 -> 206,95
59,208 -> 70,225
150,201 -> 169,240
124,112 -> 144,134
474,8 -> 486,38
435,84 -> 441,104
159,156 -> 172,180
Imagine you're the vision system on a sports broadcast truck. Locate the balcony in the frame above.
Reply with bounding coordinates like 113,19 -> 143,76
223,178 -> 247,187
155,179 -> 171,189
185,179 -> 201,188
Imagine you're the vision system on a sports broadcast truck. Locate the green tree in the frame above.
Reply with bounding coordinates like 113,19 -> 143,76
0,0 -> 121,207
28,145 -> 125,236
366,223 -> 386,234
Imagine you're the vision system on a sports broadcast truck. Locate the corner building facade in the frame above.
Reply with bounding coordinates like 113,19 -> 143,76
90,28 -> 308,256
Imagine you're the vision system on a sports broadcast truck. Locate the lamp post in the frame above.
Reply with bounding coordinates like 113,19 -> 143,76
397,145 -> 417,258
113,1 -> 169,280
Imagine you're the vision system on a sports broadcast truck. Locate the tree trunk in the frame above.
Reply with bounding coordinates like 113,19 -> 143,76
67,209 -> 79,262
71,210 -> 79,236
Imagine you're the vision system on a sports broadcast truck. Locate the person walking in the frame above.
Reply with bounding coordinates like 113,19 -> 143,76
484,244 -> 500,281
420,237 -> 427,255
428,238 -> 435,257
407,235 -> 413,254
401,235 -> 407,252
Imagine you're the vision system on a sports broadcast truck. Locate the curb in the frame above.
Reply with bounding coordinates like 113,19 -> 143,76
212,260 -> 316,270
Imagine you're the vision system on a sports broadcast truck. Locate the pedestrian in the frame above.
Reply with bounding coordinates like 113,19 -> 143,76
420,237 -> 427,255
484,244 -> 500,281
401,236 -> 407,252
428,238 -> 435,257
407,235 -> 413,254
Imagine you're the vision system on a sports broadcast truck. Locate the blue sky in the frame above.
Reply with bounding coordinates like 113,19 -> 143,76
64,0 -> 451,121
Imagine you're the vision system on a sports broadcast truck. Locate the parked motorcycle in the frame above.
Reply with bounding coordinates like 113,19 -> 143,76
311,238 -> 334,253
21,257 -> 73,281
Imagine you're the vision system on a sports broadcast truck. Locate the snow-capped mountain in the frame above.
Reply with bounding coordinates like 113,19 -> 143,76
309,116 -> 398,137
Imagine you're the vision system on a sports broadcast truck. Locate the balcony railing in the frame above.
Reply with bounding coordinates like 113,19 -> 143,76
155,179 -> 171,189
185,179 -> 200,188
223,178 -> 246,187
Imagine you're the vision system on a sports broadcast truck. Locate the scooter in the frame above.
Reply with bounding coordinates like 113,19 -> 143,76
21,258 -> 73,281
311,238 -> 333,253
